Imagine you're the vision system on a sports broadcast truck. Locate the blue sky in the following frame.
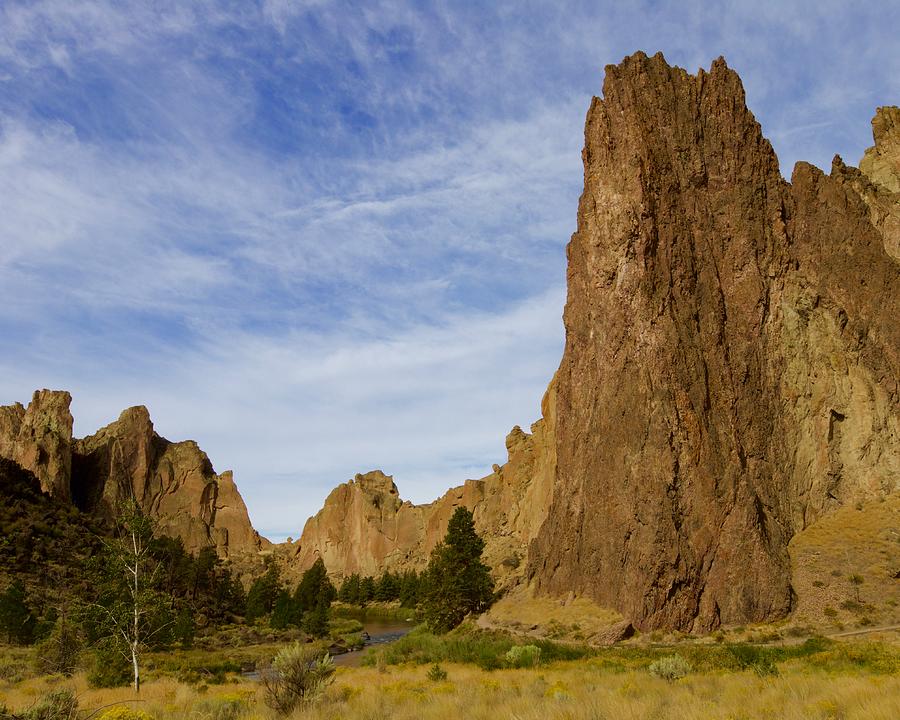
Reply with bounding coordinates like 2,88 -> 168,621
1,1 -> 897,540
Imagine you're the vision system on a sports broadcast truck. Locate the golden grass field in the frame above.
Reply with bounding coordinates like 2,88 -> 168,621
1,655 -> 899,720
3,637 -> 900,720
790,494 -> 900,629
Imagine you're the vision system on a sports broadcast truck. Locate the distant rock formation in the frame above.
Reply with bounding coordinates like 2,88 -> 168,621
291,53 -> 899,632
0,390 -> 266,561
285,380 -> 558,589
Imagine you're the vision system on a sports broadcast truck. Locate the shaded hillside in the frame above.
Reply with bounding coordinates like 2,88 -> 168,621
0,457 -> 103,598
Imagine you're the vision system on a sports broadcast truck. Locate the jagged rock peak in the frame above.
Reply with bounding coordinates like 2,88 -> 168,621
352,470 -> 399,495
860,106 -> 900,193
526,52 -> 899,632
0,390 -> 265,563
0,389 -> 73,499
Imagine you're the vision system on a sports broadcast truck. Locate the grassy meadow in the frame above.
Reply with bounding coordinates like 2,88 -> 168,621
2,624 -> 899,720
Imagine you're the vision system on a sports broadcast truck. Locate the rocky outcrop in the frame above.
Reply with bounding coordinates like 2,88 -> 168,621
860,106 -> 900,193
291,54 -> 899,634
527,53 -> 899,631
0,391 -> 265,561
287,381 -> 558,588
0,390 -> 73,500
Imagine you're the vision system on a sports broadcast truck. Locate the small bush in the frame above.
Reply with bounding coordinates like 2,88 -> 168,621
87,641 -> 132,689
193,694 -> 249,720
648,654 -> 691,682
840,599 -> 865,613
21,689 -> 78,720
262,643 -> 335,715
505,645 -> 542,668
34,620 -> 82,676
426,663 -> 448,681
728,644 -> 778,677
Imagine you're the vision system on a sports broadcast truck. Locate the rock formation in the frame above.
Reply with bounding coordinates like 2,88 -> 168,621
293,53 -> 899,633
0,390 -> 265,561
285,381 -> 558,588
527,52 -> 899,631
0,390 -> 74,500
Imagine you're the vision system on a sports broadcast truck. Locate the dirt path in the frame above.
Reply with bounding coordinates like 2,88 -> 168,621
827,623 -> 900,638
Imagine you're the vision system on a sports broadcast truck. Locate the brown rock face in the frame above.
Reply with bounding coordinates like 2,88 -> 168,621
0,392 -> 265,561
0,390 -> 73,500
527,53 -> 899,631
291,61 -> 897,634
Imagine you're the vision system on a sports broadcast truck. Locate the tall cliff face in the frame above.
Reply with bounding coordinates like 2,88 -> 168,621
0,390 -> 265,561
287,381 -> 557,588
291,53 -> 898,633
527,53 -> 899,631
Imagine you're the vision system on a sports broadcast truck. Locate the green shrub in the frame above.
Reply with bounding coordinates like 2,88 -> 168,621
34,619 -> 83,676
648,654 -> 691,682
87,641 -> 132,688
727,644 -> 778,676
365,625 -> 590,671
21,689 -> 78,720
505,645 -> 542,668
840,599 -> 865,613
262,643 -> 334,715
193,694 -> 249,720
426,663 -> 448,681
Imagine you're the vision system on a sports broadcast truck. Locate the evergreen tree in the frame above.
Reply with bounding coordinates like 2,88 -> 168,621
375,571 -> 400,602
337,574 -> 361,604
421,507 -> 494,633
293,558 -> 334,614
293,559 -> 336,636
216,568 -> 246,618
399,570 -> 420,608
270,590 -> 294,629
245,559 -> 281,622
359,576 -> 376,605
173,606 -> 195,648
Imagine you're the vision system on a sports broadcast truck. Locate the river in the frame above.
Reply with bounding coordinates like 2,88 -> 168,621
332,618 -> 415,666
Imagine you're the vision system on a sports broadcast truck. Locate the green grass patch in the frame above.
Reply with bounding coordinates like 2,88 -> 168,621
363,623 -> 592,670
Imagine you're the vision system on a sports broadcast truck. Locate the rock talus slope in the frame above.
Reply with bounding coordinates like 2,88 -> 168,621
0,391 -> 265,560
527,52 -> 899,631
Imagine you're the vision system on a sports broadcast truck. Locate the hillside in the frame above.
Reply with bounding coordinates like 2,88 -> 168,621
0,390 -> 266,567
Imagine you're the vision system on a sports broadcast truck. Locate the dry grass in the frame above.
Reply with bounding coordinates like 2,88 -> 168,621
483,585 -> 623,642
2,646 -> 900,720
790,493 -> 900,629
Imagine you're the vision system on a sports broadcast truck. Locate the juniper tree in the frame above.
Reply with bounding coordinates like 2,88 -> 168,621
421,506 -> 494,633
